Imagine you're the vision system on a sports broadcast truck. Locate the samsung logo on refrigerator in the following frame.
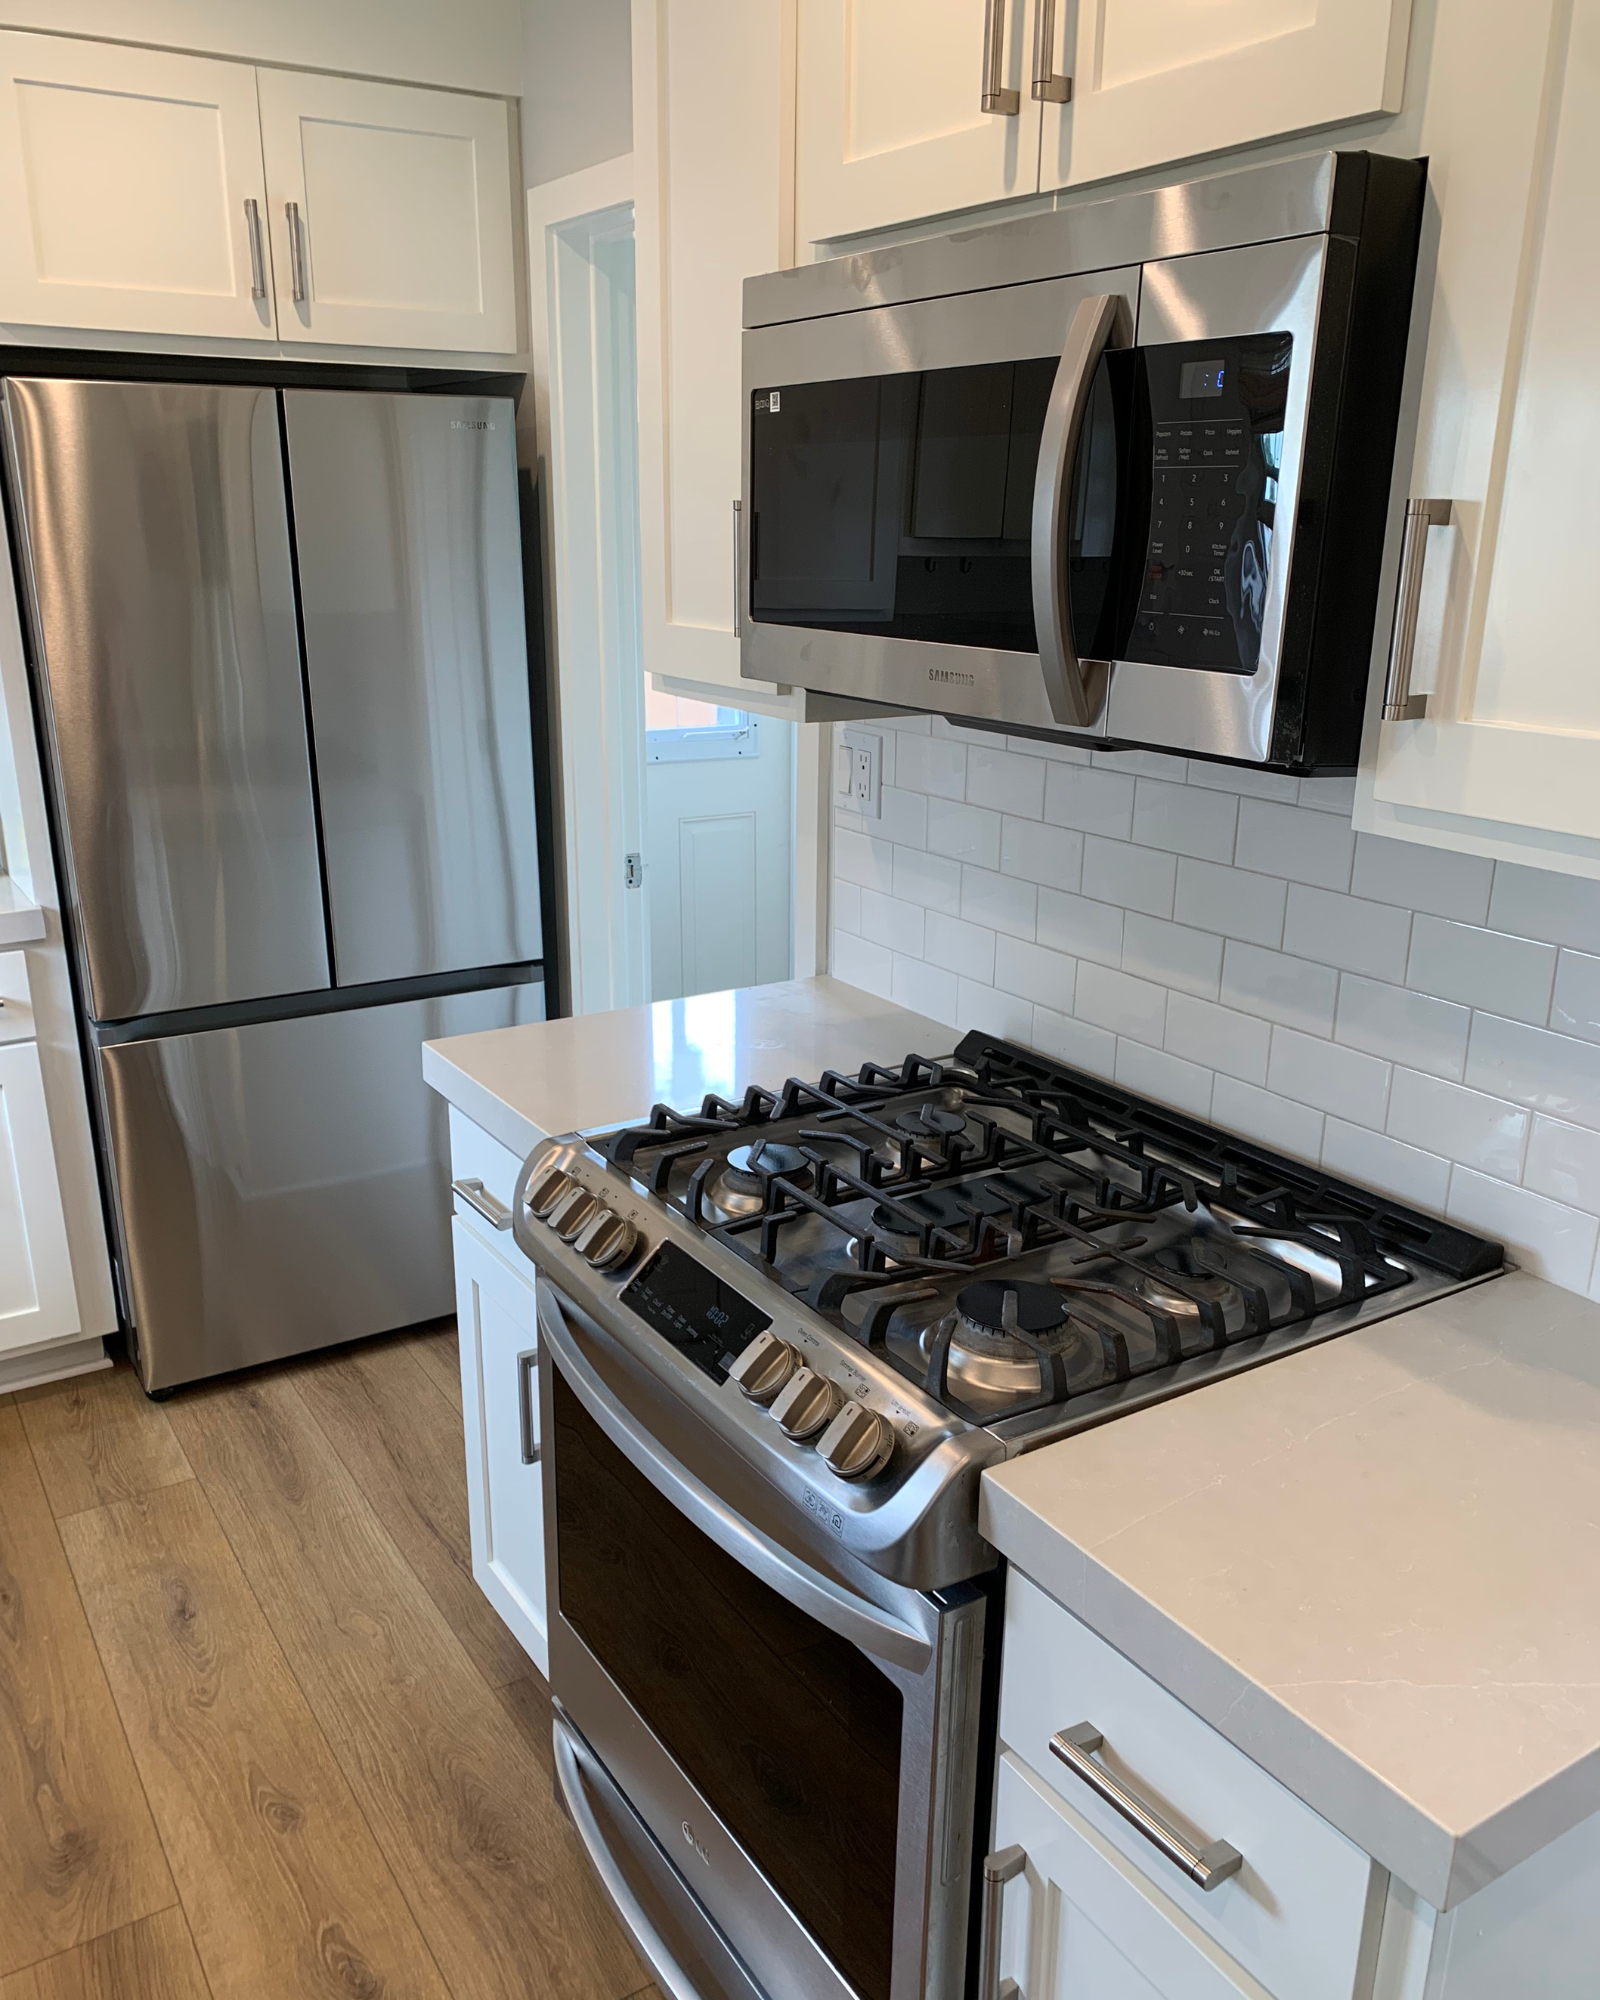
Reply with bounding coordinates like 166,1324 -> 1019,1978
451,419 -> 494,431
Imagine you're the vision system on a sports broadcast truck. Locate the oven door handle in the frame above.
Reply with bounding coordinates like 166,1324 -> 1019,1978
1031,291 -> 1127,729
537,1283 -> 935,1673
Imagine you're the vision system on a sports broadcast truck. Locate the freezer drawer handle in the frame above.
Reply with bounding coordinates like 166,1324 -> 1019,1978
1031,0 -> 1072,100
517,1347 -> 539,1463
1382,497 -> 1454,721
980,0 -> 1020,112
286,201 -> 309,304
978,1843 -> 1024,2000
453,1176 -> 513,1231
1049,1723 -> 1245,1891
244,198 -> 268,299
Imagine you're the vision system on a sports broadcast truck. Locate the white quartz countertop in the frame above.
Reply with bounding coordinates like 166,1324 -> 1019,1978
0,877 -> 45,947
421,975 -> 955,1159
981,1269 -> 1600,1912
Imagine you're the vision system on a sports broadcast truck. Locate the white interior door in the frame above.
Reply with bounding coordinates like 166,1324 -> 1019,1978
0,1040 -> 80,1354
1039,0 -> 1411,193
645,700 -> 794,1001
0,30 -> 274,340
257,67 -> 515,353
797,0 -> 1043,242
1357,0 -> 1600,878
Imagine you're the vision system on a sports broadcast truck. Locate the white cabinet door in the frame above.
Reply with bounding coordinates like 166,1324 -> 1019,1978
257,68 -> 516,354
634,0 -> 795,697
991,1750 -> 1274,2000
796,0 -> 1043,243
1039,0 -> 1410,193
1356,0 -> 1600,880
0,1040 -> 80,1353
0,31 -> 274,341
453,1217 -> 547,1675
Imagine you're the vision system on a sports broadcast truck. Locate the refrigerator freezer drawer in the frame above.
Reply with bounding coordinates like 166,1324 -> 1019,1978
2,379 -> 331,1019
99,982 -> 544,1391
282,390 -> 543,987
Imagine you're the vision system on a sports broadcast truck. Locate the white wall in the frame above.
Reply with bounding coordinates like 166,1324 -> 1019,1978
520,0 -> 630,187
0,1 -> 522,95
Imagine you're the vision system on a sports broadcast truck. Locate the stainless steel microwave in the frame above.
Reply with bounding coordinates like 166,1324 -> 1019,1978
739,150 -> 1425,772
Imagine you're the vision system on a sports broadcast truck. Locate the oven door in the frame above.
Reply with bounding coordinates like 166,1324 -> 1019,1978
537,1281 -> 990,2000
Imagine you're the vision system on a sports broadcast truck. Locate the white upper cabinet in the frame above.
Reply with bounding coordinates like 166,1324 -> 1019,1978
634,0 -> 793,695
1356,0 -> 1600,877
0,32 -> 274,341
257,68 -> 516,354
797,0 -> 1042,244
1039,0 -> 1411,192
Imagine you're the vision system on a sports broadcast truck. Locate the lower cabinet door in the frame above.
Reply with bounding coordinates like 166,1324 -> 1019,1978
992,1750 -> 1274,2000
452,1217 -> 547,1676
0,1039 -> 80,1353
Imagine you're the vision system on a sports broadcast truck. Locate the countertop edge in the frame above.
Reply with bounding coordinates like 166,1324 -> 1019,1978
422,1040 -> 545,1159
0,902 -> 46,947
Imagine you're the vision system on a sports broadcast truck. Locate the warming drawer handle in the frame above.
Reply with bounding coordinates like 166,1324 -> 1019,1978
978,1843 -> 1025,2000
1049,1723 -> 1245,1891
1382,497 -> 1454,722
980,0 -> 1020,112
453,1176 -> 513,1231
1031,294 -> 1125,730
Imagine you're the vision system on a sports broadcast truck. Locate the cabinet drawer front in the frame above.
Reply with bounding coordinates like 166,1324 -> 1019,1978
0,950 -> 33,1044
1000,1571 -> 1381,2000
448,1106 -> 528,1247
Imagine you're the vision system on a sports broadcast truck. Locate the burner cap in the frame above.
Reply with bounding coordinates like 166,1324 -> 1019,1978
895,1102 -> 967,1138
1137,1269 -> 1237,1318
956,1280 -> 1072,1339
726,1141 -> 808,1180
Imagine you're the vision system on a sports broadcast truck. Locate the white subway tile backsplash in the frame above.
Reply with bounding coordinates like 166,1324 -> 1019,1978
1043,763 -> 1136,840
928,797 -> 1002,870
994,935 -> 1077,1014
925,911 -> 997,986
1236,798 -> 1354,891
1282,885 -> 1412,983
1164,992 -> 1270,1085
1267,1027 -> 1391,1130
1321,1119 -> 1451,1213
1131,778 -> 1238,864
1386,1068 -> 1528,1180
1351,833 -> 1493,924
961,864 -> 1037,940
1000,815 -> 1084,891
1334,975 -> 1470,1082
967,744 -> 1046,820
1550,949 -> 1600,1044
893,845 -> 962,915
1221,940 -> 1338,1035
1115,1039 -> 1213,1119
829,724 -> 1600,1299
1446,1168 -> 1600,1292
1082,835 -> 1176,918
1175,858 -> 1286,948
1407,916 -> 1557,1026
1075,961 -> 1166,1048
1121,912 -> 1223,1000
1037,887 -> 1123,969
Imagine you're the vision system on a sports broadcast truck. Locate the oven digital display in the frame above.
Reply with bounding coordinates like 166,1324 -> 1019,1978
620,1241 -> 772,1382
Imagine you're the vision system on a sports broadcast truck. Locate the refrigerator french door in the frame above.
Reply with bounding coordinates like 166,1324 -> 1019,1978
2,376 -> 546,1391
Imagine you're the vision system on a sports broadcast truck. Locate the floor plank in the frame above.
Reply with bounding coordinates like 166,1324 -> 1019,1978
287,1341 -> 527,1689
18,1364 -> 193,1521
0,1406 -> 175,1976
0,1907 -> 210,2000
166,1374 -> 646,2000
399,1325 -> 462,1417
492,1675 -> 556,1789
57,1479 -> 449,2000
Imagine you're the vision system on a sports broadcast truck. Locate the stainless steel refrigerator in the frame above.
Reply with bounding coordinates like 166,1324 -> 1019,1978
2,377 -> 547,1392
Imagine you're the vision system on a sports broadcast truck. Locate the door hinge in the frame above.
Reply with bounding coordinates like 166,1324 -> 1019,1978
625,852 -> 643,888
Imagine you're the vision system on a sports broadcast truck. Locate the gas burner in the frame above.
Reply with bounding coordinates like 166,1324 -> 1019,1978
955,1279 -> 1072,1348
1136,1267 -> 1239,1319
895,1102 -> 968,1139
712,1141 -> 814,1217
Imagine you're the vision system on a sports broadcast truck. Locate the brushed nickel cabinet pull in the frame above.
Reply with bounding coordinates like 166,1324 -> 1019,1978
978,1843 -> 1024,2000
1383,497 -> 1454,721
1050,1723 -> 1244,1891
981,0 -> 1020,112
286,200 -> 309,304
1032,0 -> 1072,101
244,198 -> 268,299
518,1348 -> 539,1463
453,1176 -> 512,1230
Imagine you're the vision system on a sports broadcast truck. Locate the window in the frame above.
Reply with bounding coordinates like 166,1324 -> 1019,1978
644,686 -> 758,762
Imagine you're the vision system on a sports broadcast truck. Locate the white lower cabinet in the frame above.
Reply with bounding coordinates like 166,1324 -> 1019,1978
0,1036 -> 80,1354
452,1209 -> 547,1678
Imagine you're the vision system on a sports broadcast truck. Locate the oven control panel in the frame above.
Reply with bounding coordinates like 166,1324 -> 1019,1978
727,1332 -> 895,1481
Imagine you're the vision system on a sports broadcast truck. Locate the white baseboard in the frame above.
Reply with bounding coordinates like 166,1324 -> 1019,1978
0,1334 -> 109,1394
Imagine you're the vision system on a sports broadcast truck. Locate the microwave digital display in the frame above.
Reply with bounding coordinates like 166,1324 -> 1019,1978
1178,358 -> 1228,398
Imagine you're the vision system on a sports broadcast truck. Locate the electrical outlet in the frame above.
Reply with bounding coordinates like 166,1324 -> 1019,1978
841,728 -> 882,818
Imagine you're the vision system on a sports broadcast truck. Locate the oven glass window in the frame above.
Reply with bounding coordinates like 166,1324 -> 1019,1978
749,357 -> 1058,653
553,1371 -> 903,2000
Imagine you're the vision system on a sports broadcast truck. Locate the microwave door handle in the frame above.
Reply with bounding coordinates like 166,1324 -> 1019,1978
1032,293 -> 1126,729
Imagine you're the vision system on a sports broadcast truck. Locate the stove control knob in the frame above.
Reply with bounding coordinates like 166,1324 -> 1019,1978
816,1400 -> 893,1481
526,1166 -> 574,1218
727,1331 -> 799,1404
551,1188 -> 600,1243
576,1208 -> 638,1272
769,1367 -> 841,1441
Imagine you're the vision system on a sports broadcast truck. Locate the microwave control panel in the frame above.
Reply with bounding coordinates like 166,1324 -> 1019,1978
1127,332 -> 1292,677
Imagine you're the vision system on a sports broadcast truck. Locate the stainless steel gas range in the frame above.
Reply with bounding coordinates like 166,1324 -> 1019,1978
512,1033 -> 1505,2000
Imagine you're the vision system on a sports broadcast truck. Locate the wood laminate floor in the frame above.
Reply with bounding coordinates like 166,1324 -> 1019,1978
0,1331 -> 659,2000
